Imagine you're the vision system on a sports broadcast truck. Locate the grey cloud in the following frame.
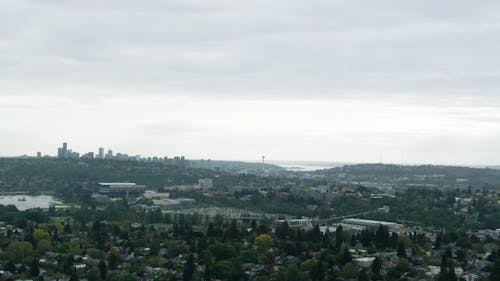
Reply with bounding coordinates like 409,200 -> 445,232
2,1 -> 500,163
136,122 -> 208,136
2,0 -> 500,101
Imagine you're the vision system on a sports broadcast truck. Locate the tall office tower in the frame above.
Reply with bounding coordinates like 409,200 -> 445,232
106,149 -> 113,158
62,142 -> 68,158
37,152 -> 42,158
98,147 -> 104,159
83,152 -> 94,159
57,147 -> 63,158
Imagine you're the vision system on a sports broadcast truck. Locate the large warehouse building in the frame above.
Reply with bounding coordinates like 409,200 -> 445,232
98,182 -> 146,194
342,218 -> 402,232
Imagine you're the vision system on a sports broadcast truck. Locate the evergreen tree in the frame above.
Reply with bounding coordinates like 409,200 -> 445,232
350,234 -> 356,247
204,262 -> 211,281
359,230 -> 372,247
323,228 -> 330,245
434,232 -> 443,249
258,223 -> 269,234
98,260 -> 107,280
338,246 -> 352,266
371,256 -> 382,277
207,222 -> 215,237
30,258 -> 40,277
335,225 -> 343,249
441,248 -> 452,269
87,266 -> 101,281
24,224 -> 35,244
456,249 -> 466,262
183,254 -> 196,281
316,258 -> 325,281
64,221 -> 72,234
308,225 -> 322,243
397,243 -> 407,258
4,260 -> 16,273
251,220 -> 257,232
375,225 -> 389,249
487,249 -> 497,262
69,272 -> 79,281
358,268 -> 369,281
276,222 -> 290,239
63,255 -> 75,275
390,232 -> 399,248
490,256 -> 500,281
228,220 -> 239,240
449,267 -> 457,281
230,258 -> 244,281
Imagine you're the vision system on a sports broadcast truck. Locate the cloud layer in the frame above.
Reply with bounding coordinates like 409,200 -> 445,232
1,1 -> 500,164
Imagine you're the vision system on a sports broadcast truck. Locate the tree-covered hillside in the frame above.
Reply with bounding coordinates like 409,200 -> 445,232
314,164 -> 500,188
0,158 -> 297,201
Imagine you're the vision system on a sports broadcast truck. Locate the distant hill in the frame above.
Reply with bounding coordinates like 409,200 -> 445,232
313,163 -> 500,188
189,159 -> 284,172
0,158 -> 288,197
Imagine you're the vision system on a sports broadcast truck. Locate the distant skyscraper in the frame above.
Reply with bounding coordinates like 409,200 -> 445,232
106,149 -> 113,158
57,142 -> 80,159
98,147 -> 104,159
62,142 -> 68,158
82,152 -> 94,159
37,152 -> 42,158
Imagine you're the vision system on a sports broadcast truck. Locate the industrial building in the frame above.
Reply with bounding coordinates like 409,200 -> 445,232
341,218 -> 402,232
320,219 -> 403,234
152,198 -> 195,206
98,182 -> 146,194
276,218 -> 312,228
164,185 -> 199,192
142,192 -> 170,200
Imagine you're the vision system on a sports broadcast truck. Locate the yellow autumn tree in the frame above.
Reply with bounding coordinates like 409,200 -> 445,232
255,234 -> 273,253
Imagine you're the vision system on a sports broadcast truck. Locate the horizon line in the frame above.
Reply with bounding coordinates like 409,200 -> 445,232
1,155 -> 499,169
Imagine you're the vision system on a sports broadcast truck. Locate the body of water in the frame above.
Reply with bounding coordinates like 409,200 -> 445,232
269,161 -> 350,171
0,195 -> 62,211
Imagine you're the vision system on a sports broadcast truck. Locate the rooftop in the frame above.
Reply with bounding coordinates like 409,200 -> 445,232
99,182 -> 138,186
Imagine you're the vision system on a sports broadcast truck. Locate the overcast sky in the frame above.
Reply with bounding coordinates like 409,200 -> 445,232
2,0 -> 500,165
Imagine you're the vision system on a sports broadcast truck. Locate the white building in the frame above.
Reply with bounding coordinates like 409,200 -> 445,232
342,218 -> 403,232
199,179 -> 213,190
99,182 -> 146,194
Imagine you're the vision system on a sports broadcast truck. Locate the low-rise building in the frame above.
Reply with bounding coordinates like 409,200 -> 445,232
199,178 -> 213,190
164,185 -> 199,192
99,182 -> 146,194
142,192 -> 170,200
153,198 -> 195,206
342,218 -> 403,232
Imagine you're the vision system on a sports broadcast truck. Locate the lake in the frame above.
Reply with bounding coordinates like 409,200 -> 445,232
0,195 -> 62,211
270,161 -> 349,171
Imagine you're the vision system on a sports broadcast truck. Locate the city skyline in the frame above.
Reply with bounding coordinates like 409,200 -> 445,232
2,1 -> 500,165
52,142 -> 187,162
4,141 -> 499,168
